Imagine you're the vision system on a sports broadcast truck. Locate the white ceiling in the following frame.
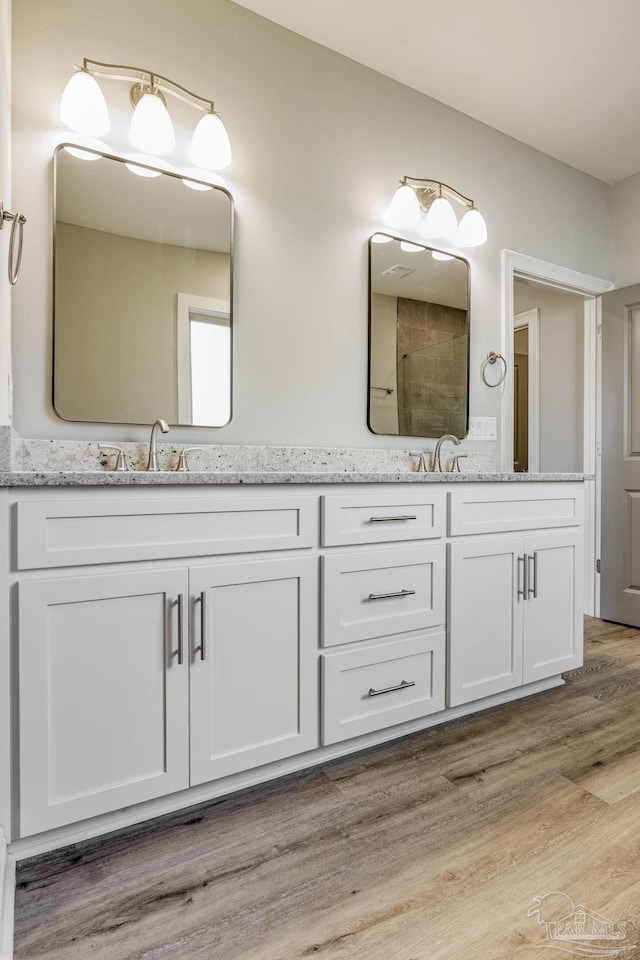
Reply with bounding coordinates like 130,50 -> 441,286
231,0 -> 640,185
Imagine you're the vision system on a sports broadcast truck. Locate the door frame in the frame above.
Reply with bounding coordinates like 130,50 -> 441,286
501,250 -> 613,615
513,307 -> 540,473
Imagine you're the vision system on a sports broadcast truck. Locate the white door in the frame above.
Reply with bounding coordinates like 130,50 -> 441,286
189,556 -> 318,784
19,568 -> 190,835
601,284 -> 640,625
448,538 -> 524,706
522,529 -> 583,683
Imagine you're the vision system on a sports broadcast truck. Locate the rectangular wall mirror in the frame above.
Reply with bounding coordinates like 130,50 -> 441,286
53,146 -> 233,427
368,233 -> 470,438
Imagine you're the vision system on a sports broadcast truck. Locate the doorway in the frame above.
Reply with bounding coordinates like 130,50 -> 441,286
513,280 -> 588,474
502,251 -> 614,616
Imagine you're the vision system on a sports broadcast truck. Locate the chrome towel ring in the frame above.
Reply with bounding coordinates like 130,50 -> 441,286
1,201 -> 27,285
480,351 -> 507,387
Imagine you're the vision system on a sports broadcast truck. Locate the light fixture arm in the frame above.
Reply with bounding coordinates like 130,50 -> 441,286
401,176 -> 475,210
81,58 -> 216,114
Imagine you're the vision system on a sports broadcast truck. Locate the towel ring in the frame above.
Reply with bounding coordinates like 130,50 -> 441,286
1,201 -> 27,286
480,351 -> 507,387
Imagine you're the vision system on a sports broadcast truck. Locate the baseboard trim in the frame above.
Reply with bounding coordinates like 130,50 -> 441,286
10,675 -> 563,861
1,828 -> 15,960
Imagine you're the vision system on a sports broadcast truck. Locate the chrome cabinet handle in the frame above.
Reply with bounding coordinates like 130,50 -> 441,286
517,556 -> 527,599
198,590 -> 207,661
176,594 -> 184,665
528,552 -> 538,599
369,515 -> 418,523
367,589 -> 416,601
368,679 -> 416,697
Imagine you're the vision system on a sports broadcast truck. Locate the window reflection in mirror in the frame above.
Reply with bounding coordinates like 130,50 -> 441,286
368,233 -> 470,438
53,146 -> 233,427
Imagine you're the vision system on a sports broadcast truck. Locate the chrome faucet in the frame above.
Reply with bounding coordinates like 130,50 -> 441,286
145,418 -> 170,472
433,434 -> 461,472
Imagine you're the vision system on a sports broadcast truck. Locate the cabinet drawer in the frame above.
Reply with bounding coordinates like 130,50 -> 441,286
448,483 -> 584,536
322,544 -> 444,647
16,495 -> 317,569
321,492 -> 446,546
322,633 -> 445,745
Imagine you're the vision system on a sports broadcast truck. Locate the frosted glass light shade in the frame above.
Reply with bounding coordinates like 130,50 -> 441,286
420,196 -> 458,241
189,112 -> 232,171
432,250 -> 455,261
129,93 -> 175,155
124,154 -> 169,177
60,70 -> 110,137
383,185 -> 421,229
456,207 -> 488,247
400,241 -> 423,252
63,144 -> 103,161
182,175 -> 213,191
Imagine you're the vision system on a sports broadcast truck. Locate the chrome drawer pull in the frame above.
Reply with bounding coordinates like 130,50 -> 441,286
367,589 -> 416,601
369,515 -> 417,523
368,679 -> 416,697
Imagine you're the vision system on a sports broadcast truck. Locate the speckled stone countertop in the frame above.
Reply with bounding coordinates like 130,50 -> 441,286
0,432 -> 593,485
0,470 -> 593,486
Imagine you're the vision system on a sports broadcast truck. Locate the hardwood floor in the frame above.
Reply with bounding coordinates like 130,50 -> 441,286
13,617 -> 640,959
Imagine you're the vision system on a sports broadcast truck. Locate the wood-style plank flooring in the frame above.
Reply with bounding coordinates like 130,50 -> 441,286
13,617 -> 640,959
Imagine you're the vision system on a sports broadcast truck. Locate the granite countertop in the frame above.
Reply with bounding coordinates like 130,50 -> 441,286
0,470 -> 594,487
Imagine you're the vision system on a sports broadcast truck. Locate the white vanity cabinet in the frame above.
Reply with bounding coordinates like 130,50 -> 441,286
448,485 -> 584,707
320,490 -> 448,745
14,490 -> 319,837
6,479 -> 586,851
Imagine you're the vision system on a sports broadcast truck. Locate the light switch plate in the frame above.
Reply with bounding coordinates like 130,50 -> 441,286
468,416 -> 497,440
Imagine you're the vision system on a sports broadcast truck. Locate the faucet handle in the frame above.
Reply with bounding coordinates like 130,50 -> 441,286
175,447 -> 203,472
450,453 -> 469,473
98,444 -> 129,472
409,451 -> 426,473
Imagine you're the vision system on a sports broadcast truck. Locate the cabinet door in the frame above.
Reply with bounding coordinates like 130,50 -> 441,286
523,529 -> 583,683
19,568 -> 189,836
448,538 -> 524,706
189,556 -> 318,785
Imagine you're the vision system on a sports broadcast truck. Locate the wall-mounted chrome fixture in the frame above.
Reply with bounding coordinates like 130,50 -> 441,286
480,351 -> 507,386
383,177 -> 487,249
0,201 -> 27,285
60,58 -> 231,172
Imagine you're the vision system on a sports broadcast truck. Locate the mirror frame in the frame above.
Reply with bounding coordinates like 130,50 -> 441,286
52,143 -> 234,427
367,231 -> 470,439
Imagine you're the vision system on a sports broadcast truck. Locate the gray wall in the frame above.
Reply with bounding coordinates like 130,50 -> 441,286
12,0 -> 613,445
613,170 -> 640,287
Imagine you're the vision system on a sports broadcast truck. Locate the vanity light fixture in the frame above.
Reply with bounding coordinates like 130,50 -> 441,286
60,58 -> 232,171
383,177 -> 487,248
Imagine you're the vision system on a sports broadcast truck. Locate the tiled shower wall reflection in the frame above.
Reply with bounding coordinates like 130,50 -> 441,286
397,298 -> 468,437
